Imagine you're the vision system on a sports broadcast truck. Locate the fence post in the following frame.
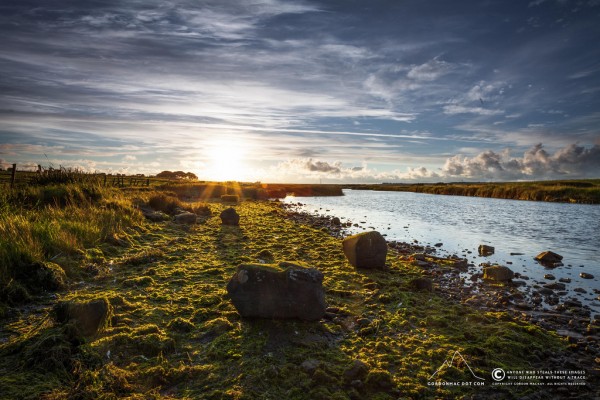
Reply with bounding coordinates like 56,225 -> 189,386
10,163 -> 16,188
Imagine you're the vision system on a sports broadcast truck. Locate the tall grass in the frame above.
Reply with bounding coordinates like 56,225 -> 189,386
0,184 -> 143,303
352,179 -> 600,204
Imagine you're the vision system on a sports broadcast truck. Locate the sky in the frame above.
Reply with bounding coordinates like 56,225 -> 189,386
1,0 -> 600,183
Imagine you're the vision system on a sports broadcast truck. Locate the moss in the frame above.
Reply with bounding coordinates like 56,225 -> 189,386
167,317 -> 195,333
0,198 -> 576,399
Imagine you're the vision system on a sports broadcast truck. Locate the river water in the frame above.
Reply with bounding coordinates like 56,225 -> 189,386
283,189 -> 600,313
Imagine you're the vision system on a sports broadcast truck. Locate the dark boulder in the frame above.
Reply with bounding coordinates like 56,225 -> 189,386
331,217 -> 341,226
342,231 -> 387,269
580,272 -> 594,279
220,207 -> 240,226
226,262 -> 326,321
53,297 -> 112,337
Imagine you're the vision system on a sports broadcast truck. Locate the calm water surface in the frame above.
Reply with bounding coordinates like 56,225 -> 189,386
283,189 -> 600,312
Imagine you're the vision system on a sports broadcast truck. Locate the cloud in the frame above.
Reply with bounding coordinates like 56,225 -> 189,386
442,143 -> 600,180
443,105 -> 504,116
407,58 -> 454,82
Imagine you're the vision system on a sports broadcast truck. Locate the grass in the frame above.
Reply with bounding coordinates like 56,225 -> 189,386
0,187 -> 583,399
0,184 -> 143,306
348,179 -> 600,204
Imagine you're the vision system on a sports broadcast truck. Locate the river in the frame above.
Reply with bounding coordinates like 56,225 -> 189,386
283,189 -> 600,314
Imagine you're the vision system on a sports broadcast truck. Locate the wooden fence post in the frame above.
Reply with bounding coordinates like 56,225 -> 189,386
10,163 -> 16,188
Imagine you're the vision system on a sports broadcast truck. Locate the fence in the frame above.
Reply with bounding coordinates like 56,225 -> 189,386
0,164 -> 156,189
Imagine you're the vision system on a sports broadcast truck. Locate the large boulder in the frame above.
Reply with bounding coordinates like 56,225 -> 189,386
226,262 -> 326,320
342,231 -> 387,269
483,265 -> 514,282
534,251 -> 563,265
220,207 -> 240,226
53,297 -> 112,337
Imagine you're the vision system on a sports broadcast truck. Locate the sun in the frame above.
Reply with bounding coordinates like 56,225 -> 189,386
204,138 -> 248,181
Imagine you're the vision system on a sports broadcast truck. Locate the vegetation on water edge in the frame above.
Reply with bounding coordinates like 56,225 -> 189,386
0,183 -> 581,399
347,179 -> 600,204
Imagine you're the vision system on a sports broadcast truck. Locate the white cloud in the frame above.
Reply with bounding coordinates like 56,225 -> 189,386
443,105 -> 504,116
442,143 -> 600,180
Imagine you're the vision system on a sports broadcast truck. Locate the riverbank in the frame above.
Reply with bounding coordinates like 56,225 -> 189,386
1,189 -> 598,398
346,179 -> 600,204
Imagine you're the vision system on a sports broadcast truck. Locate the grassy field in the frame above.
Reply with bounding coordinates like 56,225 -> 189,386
347,179 -> 600,204
0,184 -> 591,399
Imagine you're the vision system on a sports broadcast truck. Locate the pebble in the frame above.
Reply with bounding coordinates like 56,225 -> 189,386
558,277 -> 571,283
544,274 -> 556,280
580,273 -> 594,279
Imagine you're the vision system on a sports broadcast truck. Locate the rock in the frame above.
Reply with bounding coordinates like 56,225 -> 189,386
544,282 -> 566,290
434,243 -> 443,247
220,207 -> 240,226
538,288 -> 554,296
482,265 -> 514,282
365,369 -> 394,391
226,262 -> 326,320
342,231 -> 387,269
559,277 -> 572,283
574,287 -> 587,294
16,261 -> 66,292
544,274 -> 556,280
478,245 -> 495,256
53,298 -> 112,337
301,359 -> 321,374
534,251 -> 563,265
409,277 -> 433,292
331,217 -> 341,226
144,210 -> 170,222
174,212 -> 197,224
453,259 -> 469,269
343,360 -> 370,382
580,272 -> 594,279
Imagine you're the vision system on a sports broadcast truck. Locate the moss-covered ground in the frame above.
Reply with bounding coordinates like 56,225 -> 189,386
0,199 -> 577,399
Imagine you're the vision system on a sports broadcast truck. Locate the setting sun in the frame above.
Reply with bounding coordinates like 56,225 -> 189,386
204,138 -> 249,181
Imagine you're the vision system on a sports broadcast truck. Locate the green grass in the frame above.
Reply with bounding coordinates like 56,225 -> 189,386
0,185 -> 143,305
0,193 -> 580,399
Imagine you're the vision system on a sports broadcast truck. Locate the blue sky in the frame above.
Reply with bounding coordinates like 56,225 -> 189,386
1,0 -> 599,182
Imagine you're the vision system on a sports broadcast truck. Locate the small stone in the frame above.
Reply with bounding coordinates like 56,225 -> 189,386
544,274 -> 556,280
53,298 -> 112,337
580,272 -> 594,279
331,217 -> 341,226
544,282 -> 566,290
410,277 -> 433,292
559,277 -> 571,283
174,212 -> 197,224
574,287 -> 587,294
301,359 -> 321,374
220,207 -> 240,226
534,251 -> 563,266
482,265 -> 514,282
478,245 -> 495,256
434,243 -> 443,247
343,360 -> 370,382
